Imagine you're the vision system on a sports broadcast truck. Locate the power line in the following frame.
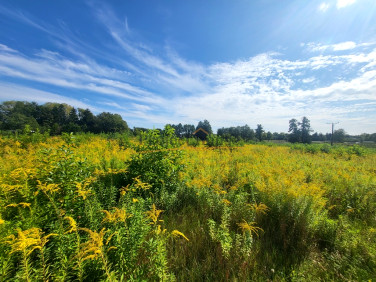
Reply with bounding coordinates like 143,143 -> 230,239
326,122 -> 339,146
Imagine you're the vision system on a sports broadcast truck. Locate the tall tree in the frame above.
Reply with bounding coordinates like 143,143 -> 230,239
241,125 -> 255,140
183,124 -> 195,138
78,108 -> 96,132
51,104 -> 68,127
288,118 -> 300,143
299,116 -> 312,144
68,108 -> 79,124
196,120 -> 213,134
255,124 -> 264,141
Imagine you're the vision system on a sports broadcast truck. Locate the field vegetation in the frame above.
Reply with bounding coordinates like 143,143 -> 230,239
0,128 -> 375,281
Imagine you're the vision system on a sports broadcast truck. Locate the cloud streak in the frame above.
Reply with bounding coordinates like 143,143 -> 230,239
0,44 -> 163,105
0,82 -> 98,111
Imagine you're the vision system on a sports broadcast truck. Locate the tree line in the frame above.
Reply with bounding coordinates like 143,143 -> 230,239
1,101 -> 375,143
0,101 -> 128,135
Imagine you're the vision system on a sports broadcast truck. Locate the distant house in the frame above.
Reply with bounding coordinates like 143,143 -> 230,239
193,128 -> 209,140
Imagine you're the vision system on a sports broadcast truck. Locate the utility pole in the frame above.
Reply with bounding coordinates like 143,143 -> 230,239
326,122 -> 339,146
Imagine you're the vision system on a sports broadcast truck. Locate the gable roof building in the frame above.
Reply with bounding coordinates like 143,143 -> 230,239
193,128 -> 209,140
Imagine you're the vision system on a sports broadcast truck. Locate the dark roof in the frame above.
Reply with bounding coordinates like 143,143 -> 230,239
193,128 -> 209,136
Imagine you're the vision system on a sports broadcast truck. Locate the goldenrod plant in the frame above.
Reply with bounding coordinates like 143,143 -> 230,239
0,131 -> 375,280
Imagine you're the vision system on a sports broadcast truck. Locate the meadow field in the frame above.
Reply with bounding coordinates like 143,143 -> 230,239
0,129 -> 375,281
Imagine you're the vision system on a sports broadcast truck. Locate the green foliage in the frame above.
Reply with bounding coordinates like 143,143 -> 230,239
0,100 -> 129,135
217,124 -> 255,141
125,126 -> 184,207
206,134 -> 224,147
256,191 -> 317,271
208,208 -> 233,258
186,137 -> 201,147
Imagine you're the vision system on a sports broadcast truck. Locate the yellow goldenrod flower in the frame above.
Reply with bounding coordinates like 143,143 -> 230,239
75,181 -> 92,200
64,216 -> 78,234
171,230 -> 189,241
237,220 -> 263,237
146,204 -> 163,224
133,176 -> 152,190
222,199 -> 231,206
37,180 -> 60,194
78,228 -> 114,262
5,202 -> 31,209
119,184 -> 130,196
156,225 -> 167,235
6,228 -> 57,256
249,202 -> 270,215
102,208 -> 132,223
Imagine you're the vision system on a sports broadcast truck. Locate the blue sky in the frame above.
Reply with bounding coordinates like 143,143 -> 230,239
0,0 -> 376,134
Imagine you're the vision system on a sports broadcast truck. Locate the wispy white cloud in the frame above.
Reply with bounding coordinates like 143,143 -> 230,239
0,44 -> 163,104
93,6 -> 211,96
336,0 -> 357,9
0,82 -> 98,111
332,41 -> 357,51
0,5 -> 50,33
318,2 -> 330,12
0,44 -> 17,53
302,77 -> 315,83
304,41 -> 372,52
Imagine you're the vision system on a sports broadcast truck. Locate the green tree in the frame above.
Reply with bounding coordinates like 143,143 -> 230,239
333,128 -> 346,143
266,131 -> 273,140
68,108 -> 79,124
0,101 -> 39,131
51,104 -> 69,126
95,112 -> 128,133
288,118 -> 300,143
170,123 -> 184,138
196,120 -> 213,134
1,112 -> 39,131
255,124 -> 264,141
183,124 -> 195,138
78,108 -> 96,132
299,116 -> 312,144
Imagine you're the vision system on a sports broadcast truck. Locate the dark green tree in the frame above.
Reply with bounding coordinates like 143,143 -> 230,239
217,125 -> 256,141
196,120 -> 213,134
1,112 -> 39,131
255,124 -> 264,141
68,108 -> 79,124
333,128 -> 346,143
183,124 -> 195,138
288,118 -> 300,143
170,123 -> 184,138
299,116 -> 312,144
78,108 -> 96,132
266,131 -> 273,140
241,125 -> 254,141
95,112 -> 128,133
